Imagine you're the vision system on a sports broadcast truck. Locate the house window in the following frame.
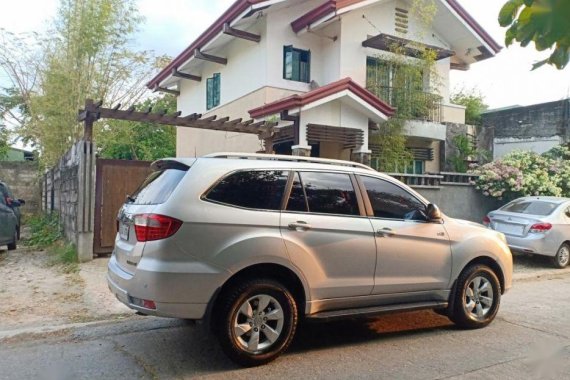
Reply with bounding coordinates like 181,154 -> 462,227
206,73 -> 221,110
394,160 -> 425,175
283,46 -> 311,83
366,57 -> 426,97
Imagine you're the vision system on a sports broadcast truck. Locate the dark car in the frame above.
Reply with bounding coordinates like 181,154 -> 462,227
0,181 -> 25,250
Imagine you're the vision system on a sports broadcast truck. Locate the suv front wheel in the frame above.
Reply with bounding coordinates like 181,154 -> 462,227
215,279 -> 298,367
451,265 -> 501,329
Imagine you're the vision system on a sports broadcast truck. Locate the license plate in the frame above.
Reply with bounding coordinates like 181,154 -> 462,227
495,223 -> 524,236
119,223 -> 130,240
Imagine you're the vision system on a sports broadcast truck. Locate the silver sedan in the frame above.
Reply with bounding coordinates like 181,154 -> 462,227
485,196 -> 570,268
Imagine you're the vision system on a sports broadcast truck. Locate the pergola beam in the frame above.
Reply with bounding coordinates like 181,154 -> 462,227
194,49 -> 227,65
78,99 -> 275,140
171,69 -> 202,82
222,23 -> 261,43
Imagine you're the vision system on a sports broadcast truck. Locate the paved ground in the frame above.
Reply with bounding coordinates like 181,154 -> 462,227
1,249 -> 569,379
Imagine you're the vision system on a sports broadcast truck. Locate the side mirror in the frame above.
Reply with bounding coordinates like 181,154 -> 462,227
426,203 -> 443,222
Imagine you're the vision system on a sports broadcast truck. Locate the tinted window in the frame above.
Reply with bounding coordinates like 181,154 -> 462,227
361,176 -> 425,220
206,170 -> 288,210
132,169 -> 187,205
298,172 -> 359,216
501,200 -> 558,216
286,172 -> 308,212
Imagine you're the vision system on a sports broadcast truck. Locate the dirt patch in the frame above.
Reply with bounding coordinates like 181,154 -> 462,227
0,247 -> 131,334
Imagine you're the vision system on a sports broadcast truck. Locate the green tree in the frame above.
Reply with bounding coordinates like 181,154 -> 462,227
0,0 -> 168,165
0,123 -> 9,159
451,88 -> 488,125
95,96 -> 177,161
499,0 -> 570,69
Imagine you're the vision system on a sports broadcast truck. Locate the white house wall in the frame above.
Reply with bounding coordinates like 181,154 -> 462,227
176,17 -> 269,157
266,0 -> 325,91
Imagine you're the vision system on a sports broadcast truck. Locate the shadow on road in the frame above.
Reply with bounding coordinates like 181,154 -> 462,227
115,310 -> 456,375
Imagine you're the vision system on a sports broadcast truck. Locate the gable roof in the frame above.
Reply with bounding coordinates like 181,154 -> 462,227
291,0 -> 501,53
248,77 -> 395,119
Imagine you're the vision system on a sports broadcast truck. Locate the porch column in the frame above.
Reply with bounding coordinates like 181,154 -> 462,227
351,150 -> 372,166
292,114 -> 311,157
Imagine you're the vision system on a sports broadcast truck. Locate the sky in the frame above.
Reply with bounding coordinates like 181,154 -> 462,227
0,0 -> 569,110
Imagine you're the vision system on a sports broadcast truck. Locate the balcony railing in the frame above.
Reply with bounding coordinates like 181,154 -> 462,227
369,86 -> 443,123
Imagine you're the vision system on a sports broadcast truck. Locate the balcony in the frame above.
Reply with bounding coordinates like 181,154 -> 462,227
369,86 -> 443,123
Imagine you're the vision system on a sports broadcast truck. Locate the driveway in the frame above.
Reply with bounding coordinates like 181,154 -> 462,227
1,248 -> 569,379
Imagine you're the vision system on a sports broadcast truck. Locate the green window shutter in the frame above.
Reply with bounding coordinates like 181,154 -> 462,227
213,73 -> 221,107
283,46 -> 293,80
301,50 -> 311,83
206,77 -> 213,110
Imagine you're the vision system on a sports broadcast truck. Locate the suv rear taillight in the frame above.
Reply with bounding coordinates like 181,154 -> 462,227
529,223 -> 552,233
134,214 -> 182,242
483,215 -> 490,226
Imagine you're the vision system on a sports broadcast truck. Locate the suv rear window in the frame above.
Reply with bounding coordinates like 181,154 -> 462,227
131,169 -> 187,205
205,170 -> 289,210
501,200 -> 558,216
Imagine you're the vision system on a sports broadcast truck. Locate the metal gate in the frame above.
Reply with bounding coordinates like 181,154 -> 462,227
93,159 -> 152,255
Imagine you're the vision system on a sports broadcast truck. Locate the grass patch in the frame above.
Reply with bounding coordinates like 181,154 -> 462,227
25,213 -> 63,248
48,242 -> 79,274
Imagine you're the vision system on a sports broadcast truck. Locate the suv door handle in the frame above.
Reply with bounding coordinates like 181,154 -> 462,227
288,221 -> 312,231
377,228 -> 396,237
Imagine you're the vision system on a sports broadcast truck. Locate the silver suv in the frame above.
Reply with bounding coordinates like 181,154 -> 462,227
107,153 -> 513,366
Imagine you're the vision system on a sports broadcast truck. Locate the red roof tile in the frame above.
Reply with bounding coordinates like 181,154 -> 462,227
248,77 -> 395,119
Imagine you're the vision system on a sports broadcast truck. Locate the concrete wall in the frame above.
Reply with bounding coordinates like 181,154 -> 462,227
42,141 -> 96,262
415,184 -> 503,223
482,99 -> 570,159
0,161 -> 40,214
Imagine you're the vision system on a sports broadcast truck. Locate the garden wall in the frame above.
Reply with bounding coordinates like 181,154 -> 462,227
414,184 -> 503,223
0,161 -> 40,214
41,140 -> 96,262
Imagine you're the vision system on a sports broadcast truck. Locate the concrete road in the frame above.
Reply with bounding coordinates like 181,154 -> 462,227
1,272 -> 569,380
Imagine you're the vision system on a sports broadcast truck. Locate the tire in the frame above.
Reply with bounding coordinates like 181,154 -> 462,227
450,265 -> 501,329
7,230 -> 17,251
552,243 -> 570,269
215,279 -> 298,367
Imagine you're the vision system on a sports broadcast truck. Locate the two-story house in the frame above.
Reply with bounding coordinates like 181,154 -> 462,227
147,0 -> 500,172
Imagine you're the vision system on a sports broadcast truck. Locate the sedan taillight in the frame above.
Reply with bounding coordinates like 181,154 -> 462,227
529,223 -> 552,233
134,214 -> 182,242
483,215 -> 491,226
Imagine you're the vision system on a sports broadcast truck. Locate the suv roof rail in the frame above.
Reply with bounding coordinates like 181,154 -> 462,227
203,152 -> 375,171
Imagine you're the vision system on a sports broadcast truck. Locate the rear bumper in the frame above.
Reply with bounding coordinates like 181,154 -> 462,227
505,234 -> 554,257
107,254 -> 226,319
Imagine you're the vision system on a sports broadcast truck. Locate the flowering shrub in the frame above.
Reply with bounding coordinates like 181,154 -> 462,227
469,147 -> 570,200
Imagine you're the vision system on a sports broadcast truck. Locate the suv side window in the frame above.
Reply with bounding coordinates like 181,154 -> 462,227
206,170 -> 289,210
286,172 -> 359,216
360,176 -> 425,220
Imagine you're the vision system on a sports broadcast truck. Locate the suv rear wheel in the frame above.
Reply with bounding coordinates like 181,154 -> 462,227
215,279 -> 298,367
451,265 -> 501,329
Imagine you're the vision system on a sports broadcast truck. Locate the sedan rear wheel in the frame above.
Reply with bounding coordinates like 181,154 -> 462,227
553,243 -> 570,269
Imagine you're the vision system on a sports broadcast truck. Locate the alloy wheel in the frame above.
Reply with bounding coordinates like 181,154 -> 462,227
464,276 -> 494,320
557,245 -> 570,267
233,294 -> 285,353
